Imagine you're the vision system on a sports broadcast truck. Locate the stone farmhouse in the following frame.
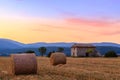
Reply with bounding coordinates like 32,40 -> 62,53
71,43 -> 101,57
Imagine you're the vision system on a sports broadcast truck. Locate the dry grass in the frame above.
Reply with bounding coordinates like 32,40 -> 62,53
0,57 -> 120,80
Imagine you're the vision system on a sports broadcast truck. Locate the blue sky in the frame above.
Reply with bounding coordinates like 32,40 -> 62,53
0,0 -> 120,18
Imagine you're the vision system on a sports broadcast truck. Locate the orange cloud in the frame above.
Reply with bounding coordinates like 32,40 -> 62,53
1,14 -> 120,43
99,30 -> 120,35
29,17 -> 120,36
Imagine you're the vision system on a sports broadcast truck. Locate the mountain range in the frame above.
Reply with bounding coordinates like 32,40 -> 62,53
0,38 -> 120,56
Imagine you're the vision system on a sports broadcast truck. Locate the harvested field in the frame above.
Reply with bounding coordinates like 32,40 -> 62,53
0,57 -> 120,80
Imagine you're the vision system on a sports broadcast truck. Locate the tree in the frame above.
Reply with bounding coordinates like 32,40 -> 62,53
38,47 -> 47,56
25,50 -> 35,53
104,51 -> 118,57
57,47 -> 64,52
86,49 -> 94,57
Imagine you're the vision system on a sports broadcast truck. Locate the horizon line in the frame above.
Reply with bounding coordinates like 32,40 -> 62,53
0,38 -> 120,44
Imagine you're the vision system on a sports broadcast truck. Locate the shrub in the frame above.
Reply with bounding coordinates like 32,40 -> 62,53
25,50 -> 35,53
47,51 -> 55,57
57,47 -> 64,52
47,52 -> 52,57
104,51 -> 118,57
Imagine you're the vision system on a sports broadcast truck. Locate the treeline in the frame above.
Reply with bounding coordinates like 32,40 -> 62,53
25,47 -> 65,57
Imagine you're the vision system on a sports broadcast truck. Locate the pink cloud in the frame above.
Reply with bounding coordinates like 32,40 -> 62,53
84,29 -> 120,35
65,17 -> 117,27
86,30 -> 120,36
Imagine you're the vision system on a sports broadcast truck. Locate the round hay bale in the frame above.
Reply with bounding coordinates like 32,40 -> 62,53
50,52 -> 66,66
11,53 -> 37,75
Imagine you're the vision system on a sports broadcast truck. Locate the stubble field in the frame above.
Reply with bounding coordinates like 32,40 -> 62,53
0,57 -> 120,80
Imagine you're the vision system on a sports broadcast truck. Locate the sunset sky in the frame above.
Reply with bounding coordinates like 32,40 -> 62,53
0,0 -> 120,43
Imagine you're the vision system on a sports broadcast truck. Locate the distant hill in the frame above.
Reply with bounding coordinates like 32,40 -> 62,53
0,38 -> 26,50
0,38 -> 120,56
27,42 -> 75,48
93,42 -> 120,47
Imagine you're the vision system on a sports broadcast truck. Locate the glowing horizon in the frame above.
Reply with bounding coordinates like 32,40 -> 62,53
0,0 -> 120,43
